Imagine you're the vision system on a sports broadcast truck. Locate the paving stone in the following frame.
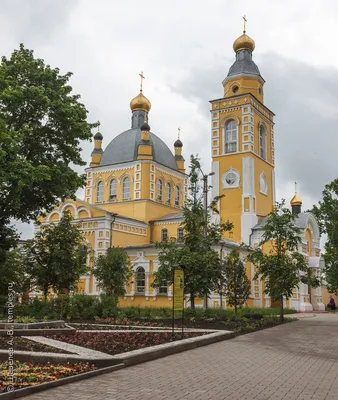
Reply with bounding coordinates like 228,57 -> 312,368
21,313 -> 338,400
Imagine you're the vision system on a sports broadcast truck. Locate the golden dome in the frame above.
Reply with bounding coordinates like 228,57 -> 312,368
290,193 -> 302,206
233,32 -> 255,53
130,91 -> 151,112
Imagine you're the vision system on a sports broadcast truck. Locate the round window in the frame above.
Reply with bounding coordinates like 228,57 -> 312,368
226,173 -> 236,185
232,85 -> 239,93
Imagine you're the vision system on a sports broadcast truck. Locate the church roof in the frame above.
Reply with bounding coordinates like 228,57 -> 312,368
226,50 -> 264,82
153,212 -> 184,222
252,212 -> 312,231
99,128 -> 178,170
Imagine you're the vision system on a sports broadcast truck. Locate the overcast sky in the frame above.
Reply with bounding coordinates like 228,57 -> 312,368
1,0 -> 337,240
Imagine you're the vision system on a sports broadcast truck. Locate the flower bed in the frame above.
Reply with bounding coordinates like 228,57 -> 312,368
0,361 -> 97,393
51,331 -> 205,355
0,336 -> 73,354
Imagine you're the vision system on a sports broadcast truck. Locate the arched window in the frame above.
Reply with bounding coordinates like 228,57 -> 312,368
259,125 -> 267,160
136,267 -> 145,293
109,179 -> 117,200
224,120 -> 237,154
161,228 -> 168,242
157,179 -> 163,201
175,186 -> 180,206
96,181 -> 104,202
177,227 -> 184,242
166,183 -> 171,204
122,177 -> 130,200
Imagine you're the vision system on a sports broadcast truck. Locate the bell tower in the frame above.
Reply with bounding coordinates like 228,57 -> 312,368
210,19 -> 276,245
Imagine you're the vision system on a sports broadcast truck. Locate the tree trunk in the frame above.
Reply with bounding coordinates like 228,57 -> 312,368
190,294 -> 195,309
280,294 -> 284,322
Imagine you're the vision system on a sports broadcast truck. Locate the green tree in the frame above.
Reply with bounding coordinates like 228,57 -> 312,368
93,247 -> 131,305
0,44 -> 96,255
224,250 -> 251,314
248,200 -> 319,321
153,155 -> 233,308
311,178 -> 338,294
24,211 -> 88,300
0,248 -> 28,296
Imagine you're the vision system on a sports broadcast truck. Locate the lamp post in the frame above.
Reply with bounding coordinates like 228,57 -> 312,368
195,161 -> 215,308
219,240 -> 225,309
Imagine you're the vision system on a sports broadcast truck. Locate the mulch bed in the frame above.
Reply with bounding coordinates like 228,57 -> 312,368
50,331 -> 205,355
0,336 -> 73,354
0,361 -> 96,393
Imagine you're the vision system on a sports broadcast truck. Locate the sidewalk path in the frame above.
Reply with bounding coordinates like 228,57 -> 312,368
22,313 -> 338,400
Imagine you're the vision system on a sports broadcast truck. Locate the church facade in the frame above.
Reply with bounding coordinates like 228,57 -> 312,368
40,27 -> 326,311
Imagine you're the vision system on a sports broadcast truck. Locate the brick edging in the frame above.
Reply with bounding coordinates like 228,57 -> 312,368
0,363 -> 125,399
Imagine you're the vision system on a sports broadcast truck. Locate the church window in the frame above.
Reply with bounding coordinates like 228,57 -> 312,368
260,173 -> 268,195
158,279 -> 168,294
226,173 -> 236,185
157,179 -> 163,201
224,120 -> 237,153
259,125 -> 267,160
109,179 -> 117,200
79,244 -> 87,266
161,228 -> 168,242
177,227 -> 184,241
136,267 -> 145,293
96,181 -> 104,202
122,177 -> 130,200
166,183 -> 172,204
175,186 -> 180,206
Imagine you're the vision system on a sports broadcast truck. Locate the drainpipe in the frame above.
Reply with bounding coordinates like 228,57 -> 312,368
110,213 -> 118,248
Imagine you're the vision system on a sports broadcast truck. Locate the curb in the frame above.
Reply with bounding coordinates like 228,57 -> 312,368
0,363 -> 125,399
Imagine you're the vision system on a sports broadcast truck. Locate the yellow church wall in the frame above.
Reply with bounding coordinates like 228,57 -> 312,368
223,76 -> 264,103
112,229 -> 149,247
305,229 -> 313,256
152,221 -> 182,243
254,157 -> 274,217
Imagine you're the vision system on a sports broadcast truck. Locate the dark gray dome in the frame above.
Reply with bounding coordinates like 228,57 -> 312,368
226,49 -> 263,81
99,128 -> 178,170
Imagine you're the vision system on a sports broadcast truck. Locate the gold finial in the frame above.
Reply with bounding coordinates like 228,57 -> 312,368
139,71 -> 145,92
243,15 -> 247,33
97,121 -> 100,132
291,181 -> 302,206
295,181 -> 297,193
178,127 -> 180,140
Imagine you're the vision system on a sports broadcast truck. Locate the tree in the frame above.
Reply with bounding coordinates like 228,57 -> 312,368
311,178 -> 338,294
24,211 -> 88,300
248,200 -> 319,321
93,247 -> 131,305
224,250 -> 251,314
0,44 -> 96,254
0,248 -> 28,296
153,155 -> 233,308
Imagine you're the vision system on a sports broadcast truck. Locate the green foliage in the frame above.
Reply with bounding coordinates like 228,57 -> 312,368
93,247 -> 131,305
0,248 -> 29,296
153,155 -> 233,308
0,44 -> 96,251
248,200 -> 319,320
24,211 -> 88,299
311,178 -> 338,294
223,250 -> 251,314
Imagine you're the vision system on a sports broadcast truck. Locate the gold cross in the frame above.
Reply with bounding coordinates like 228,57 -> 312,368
178,127 -> 180,139
139,71 -> 145,92
295,181 -> 297,194
243,15 -> 247,33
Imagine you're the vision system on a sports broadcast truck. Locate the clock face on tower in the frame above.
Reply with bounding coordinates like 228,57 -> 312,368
226,172 -> 236,185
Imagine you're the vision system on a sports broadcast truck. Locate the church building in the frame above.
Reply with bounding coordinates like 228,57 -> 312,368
40,25 -> 326,311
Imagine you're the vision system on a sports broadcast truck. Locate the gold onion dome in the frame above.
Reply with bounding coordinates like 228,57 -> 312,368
233,32 -> 255,53
290,193 -> 302,206
130,91 -> 151,112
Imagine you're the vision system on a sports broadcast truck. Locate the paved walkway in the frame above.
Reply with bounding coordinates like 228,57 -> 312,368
23,314 -> 338,400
